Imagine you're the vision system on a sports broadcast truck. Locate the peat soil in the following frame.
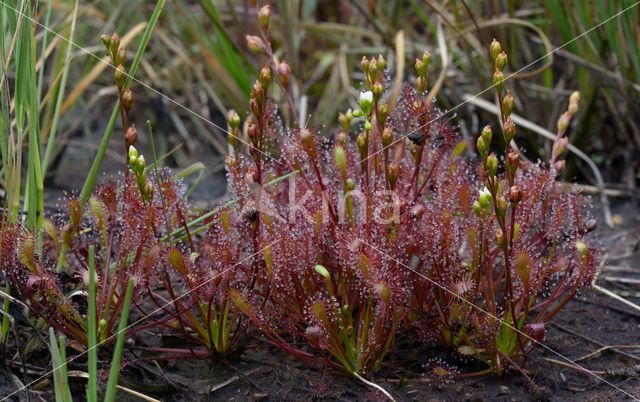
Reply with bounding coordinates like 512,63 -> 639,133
2,201 -> 639,402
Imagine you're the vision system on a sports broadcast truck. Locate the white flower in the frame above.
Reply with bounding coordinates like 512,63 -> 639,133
359,91 -> 373,115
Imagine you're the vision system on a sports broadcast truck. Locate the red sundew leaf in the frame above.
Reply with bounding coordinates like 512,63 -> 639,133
25,275 -> 45,297
168,249 -> 187,277
515,252 -> 531,289
144,244 -> 161,275
525,322 -> 545,343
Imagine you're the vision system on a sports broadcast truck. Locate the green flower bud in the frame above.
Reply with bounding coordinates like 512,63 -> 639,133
314,264 -> 330,279
477,136 -> 487,156
503,117 -> 516,142
372,82 -> 383,101
227,110 -> 240,129
377,55 -> 386,70
357,133 -> 367,157
502,91 -> 514,117
364,120 -> 372,132
334,146 -> 347,180
415,58 -> 425,76
128,145 -> 139,159
479,187 -> 492,210
490,39 -> 501,60
486,154 -> 498,176
361,56 -> 370,73
495,51 -> 507,71
421,51 -> 431,69
493,70 -> 505,93
481,125 -> 492,146
377,101 -> 388,125
472,201 -> 482,217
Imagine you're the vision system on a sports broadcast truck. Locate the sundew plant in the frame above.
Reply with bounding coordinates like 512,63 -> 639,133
0,3 -> 601,399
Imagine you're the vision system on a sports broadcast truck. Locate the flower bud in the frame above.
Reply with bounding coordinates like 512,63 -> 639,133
553,136 -> 569,157
493,70 -> 505,93
247,121 -> 257,139
472,201 -> 482,217
486,154 -> 498,177
502,91 -> 514,117
415,58 -> 426,76
421,51 -> 431,69
357,133 -> 367,157
495,228 -> 506,249
503,117 -> 516,142
377,101 -> 388,125
114,65 -> 125,88
377,55 -> 386,70
495,51 -> 507,71
334,146 -> 347,180
496,195 -> 508,219
122,88 -> 134,113
570,91 -> 580,105
116,47 -> 126,66
101,34 -> 111,50
557,112 -> 571,134
314,264 -> 330,279
125,124 -> 137,147
336,131 -> 348,146
481,125 -> 492,146
258,5 -> 271,30
227,110 -> 240,129
110,33 -> 120,56
128,145 -> 139,159
382,127 -> 393,148
509,185 -> 522,204
137,155 -> 146,171
277,61 -> 291,87
387,161 -> 399,189
479,187 -> 492,210
368,57 -> 378,75
259,65 -> 272,89
338,109 -> 352,130
364,120 -> 372,132
361,56 -> 369,73
246,35 -> 266,54
476,136 -> 487,156
490,39 -> 501,60
372,82 -> 383,102
506,150 -> 520,171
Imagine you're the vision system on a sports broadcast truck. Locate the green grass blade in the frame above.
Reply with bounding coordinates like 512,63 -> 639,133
103,277 -> 135,402
42,0 -> 79,176
87,245 -> 97,402
79,0 -> 166,204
